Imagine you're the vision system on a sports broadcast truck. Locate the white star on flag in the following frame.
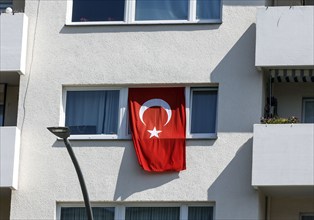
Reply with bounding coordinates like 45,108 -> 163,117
147,127 -> 162,138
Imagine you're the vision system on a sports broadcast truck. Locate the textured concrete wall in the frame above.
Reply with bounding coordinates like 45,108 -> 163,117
10,0 -> 264,219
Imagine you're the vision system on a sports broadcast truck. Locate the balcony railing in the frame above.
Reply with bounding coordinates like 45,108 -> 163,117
252,124 -> 314,189
255,6 -> 314,68
0,13 -> 28,74
0,127 -> 20,189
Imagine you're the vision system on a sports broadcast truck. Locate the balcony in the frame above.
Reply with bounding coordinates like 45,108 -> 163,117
0,13 -> 28,75
255,6 -> 314,68
0,127 -> 20,189
252,124 -> 314,195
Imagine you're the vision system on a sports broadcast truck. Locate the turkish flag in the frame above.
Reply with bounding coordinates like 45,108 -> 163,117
128,88 -> 186,172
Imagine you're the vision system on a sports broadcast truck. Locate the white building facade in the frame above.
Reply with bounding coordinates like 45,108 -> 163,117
0,0 -> 313,219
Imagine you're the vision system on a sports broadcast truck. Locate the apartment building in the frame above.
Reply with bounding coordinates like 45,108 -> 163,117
0,0 -> 313,219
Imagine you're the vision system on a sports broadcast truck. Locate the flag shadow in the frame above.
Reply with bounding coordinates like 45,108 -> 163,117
113,145 -> 179,200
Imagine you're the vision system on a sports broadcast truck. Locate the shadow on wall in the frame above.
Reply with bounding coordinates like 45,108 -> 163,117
113,145 -> 179,200
210,24 -> 262,133
207,138 -> 259,219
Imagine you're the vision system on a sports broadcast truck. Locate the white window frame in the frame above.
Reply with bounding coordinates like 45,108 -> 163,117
65,0 -> 222,26
60,87 -> 130,140
61,86 -> 218,140
56,202 -> 215,220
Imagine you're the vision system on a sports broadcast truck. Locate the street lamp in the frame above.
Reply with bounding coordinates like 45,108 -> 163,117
47,127 -> 94,220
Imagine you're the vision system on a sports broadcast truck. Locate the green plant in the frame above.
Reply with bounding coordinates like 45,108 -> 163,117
260,116 -> 299,124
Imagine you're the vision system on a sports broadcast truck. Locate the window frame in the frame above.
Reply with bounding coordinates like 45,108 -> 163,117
61,87 -> 130,140
61,86 -> 218,140
185,87 -> 218,139
56,202 -> 215,220
65,0 -> 222,25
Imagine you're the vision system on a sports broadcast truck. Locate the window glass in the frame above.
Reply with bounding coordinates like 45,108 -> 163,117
125,207 -> 180,220
191,89 -> 217,134
0,105 -> 4,126
72,0 -> 125,22
0,84 -> 5,126
196,0 -> 221,20
65,90 -> 119,135
304,0 -> 314,5
60,207 -> 114,220
188,206 -> 213,220
303,99 -> 314,123
0,0 -> 13,12
301,215 -> 314,220
135,0 -> 188,20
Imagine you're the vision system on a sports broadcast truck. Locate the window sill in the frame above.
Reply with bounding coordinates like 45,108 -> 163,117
57,134 -> 217,141
65,19 -> 222,26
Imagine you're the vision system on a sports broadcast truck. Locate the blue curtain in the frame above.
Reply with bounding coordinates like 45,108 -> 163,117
191,89 -> 217,133
125,207 -> 180,220
60,207 -> 114,220
188,207 -> 213,220
72,0 -> 125,22
136,0 -> 188,20
65,90 -> 119,135
197,0 -> 221,20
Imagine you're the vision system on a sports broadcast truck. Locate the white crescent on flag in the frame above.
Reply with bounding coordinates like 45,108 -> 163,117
139,98 -> 172,126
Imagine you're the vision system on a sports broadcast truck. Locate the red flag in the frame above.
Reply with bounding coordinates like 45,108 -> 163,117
128,88 -> 186,172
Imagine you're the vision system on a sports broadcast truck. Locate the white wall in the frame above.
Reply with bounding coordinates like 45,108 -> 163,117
10,0 -> 264,219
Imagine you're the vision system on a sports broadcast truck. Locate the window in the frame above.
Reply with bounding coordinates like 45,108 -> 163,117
58,204 -> 214,220
187,87 -> 218,138
0,0 -> 13,12
188,206 -> 214,220
302,98 -> 314,123
126,207 -> 180,220
301,213 -> 314,220
63,88 -> 129,139
60,207 -> 115,220
273,0 -> 314,6
0,84 -> 6,126
62,86 -> 218,139
67,0 -> 222,24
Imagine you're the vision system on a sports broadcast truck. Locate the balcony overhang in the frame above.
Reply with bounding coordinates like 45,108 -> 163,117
255,6 -> 314,69
252,124 -> 314,195
0,13 -> 28,75
0,127 -> 20,190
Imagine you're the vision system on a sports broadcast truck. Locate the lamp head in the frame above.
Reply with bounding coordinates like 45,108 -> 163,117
47,127 -> 70,139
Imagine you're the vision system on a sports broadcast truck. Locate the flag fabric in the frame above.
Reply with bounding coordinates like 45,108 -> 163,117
128,87 -> 186,172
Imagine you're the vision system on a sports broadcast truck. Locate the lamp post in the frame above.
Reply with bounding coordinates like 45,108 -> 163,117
47,127 -> 94,220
